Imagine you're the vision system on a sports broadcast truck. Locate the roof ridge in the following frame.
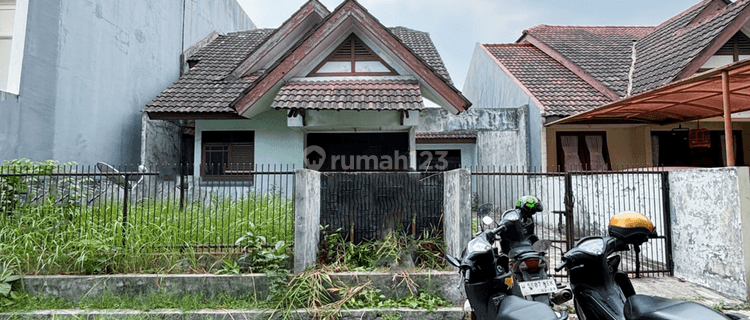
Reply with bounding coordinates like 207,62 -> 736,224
483,43 -> 535,47
650,0 -> 714,31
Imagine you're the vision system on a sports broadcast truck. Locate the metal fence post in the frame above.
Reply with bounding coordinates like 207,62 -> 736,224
122,173 -> 129,247
564,172 -> 575,251
661,171 -> 674,276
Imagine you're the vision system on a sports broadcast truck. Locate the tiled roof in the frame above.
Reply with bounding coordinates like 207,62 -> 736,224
143,29 -> 274,115
632,0 -> 750,94
523,25 -> 654,96
415,131 -> 477,140
485,44 -> 612,117
390,27 -> 452,85
271,78 -> 423,111
145,27 -> 451,116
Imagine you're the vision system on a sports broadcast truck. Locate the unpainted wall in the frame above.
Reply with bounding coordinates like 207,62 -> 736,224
461,43 -> 543,168
0,0 -> 254,165
669,167 -> 750,300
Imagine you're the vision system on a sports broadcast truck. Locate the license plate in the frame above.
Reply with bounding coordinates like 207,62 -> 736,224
518,278 -> 557,296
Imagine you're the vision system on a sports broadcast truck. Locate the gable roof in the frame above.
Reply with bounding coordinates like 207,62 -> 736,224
232,0 -> 469,117
484,44 -> 612,117
479,0 -> 750,118
631,0 -> 750,94
520,25 -> 654,97
145,2 -> 463,119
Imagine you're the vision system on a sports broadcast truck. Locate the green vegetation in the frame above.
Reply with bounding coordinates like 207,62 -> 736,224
318,227 -> 448,271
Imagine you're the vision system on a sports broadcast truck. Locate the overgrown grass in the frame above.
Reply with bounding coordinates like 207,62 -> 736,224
0,192 -> 293,275
318,228 -> 448,271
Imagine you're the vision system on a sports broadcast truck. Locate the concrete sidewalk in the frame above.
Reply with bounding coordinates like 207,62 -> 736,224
562,276 -> 749,319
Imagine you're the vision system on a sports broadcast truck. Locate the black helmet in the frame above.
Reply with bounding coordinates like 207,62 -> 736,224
515,195 -> 543,214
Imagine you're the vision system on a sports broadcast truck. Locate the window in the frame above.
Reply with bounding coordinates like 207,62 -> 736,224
556,132 -> 610,171
651,130 -> 743,167
417,149 -> 461,171
0,0 -> 26,94
201,131 -> 254,180
308,33 -> 397,76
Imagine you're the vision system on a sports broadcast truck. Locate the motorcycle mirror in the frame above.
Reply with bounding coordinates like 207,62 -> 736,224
477,203 -> 493,217
445,254 -> 461,268
482,215 -> 494,226
532,239 -> 551,252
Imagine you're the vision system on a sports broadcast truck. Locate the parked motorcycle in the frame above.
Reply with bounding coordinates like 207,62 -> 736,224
555,211 -> 740,320
494,196 -> 572,306
445,203 -> 568,320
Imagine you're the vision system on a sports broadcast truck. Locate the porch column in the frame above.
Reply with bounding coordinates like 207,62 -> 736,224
409,127 -> 417,170
722,70 -> 735,166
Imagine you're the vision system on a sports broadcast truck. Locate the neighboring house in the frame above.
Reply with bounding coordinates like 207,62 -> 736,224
0,0 -> 254,165
142,0 -> 471,179
464,0 -> 750,171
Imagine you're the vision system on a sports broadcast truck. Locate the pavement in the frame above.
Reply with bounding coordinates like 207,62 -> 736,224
559,276 -> 750,319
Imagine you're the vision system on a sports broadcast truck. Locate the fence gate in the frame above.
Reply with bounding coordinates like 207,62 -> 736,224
471,169 -> 673,279
320,172 -> 444,243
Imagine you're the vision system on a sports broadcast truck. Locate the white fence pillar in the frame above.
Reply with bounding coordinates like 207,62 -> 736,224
293,169 -> 321,273
443,168 -> 472,259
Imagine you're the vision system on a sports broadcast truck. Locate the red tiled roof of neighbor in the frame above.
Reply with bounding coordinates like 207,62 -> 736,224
144,27 -> 451,116
631,0 -> 750,94
271,78 -> 423,111
522,25 -> 655,96
415,131 -> 477,140
484,44 -> 612,117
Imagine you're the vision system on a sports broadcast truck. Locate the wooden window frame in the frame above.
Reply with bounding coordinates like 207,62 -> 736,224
200,131 -> 255,181
556,131 -> 611,172
308,33 -> 398,77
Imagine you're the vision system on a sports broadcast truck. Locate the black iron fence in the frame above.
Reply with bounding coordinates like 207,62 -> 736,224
320,171 -> 444,243
470,166 -> 672,279
0,163 -> 295,251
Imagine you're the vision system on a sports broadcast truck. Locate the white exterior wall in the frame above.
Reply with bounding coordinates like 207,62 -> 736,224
195,109 -> 305,177
462,43 -> 543,168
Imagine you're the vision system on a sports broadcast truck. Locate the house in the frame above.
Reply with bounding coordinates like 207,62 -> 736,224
142,0 -> 472,179
0,0 -> 255,165
463,0 -> 750,171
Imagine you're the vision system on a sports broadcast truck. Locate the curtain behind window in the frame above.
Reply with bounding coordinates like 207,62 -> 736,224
585,135 -> 607,171
561,136 -> 582,171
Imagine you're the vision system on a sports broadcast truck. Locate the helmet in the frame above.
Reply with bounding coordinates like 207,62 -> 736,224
515,195 -> 543,214
608,211 -> 656,246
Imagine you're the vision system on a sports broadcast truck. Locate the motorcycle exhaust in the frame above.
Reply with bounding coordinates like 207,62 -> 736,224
551,288 -> 573,305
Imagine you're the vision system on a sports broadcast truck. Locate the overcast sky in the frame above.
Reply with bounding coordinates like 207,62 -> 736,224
236,0 -> 702,89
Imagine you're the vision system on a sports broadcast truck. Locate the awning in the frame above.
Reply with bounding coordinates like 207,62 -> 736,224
547,59 -> 750,126
548,58 -> 750,166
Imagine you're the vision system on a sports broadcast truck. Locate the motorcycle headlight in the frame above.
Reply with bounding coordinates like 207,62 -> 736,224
468,237 -> 492,254
502,210 -> 520,221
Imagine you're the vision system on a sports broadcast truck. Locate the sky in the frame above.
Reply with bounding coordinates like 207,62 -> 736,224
236,0 -> 703,90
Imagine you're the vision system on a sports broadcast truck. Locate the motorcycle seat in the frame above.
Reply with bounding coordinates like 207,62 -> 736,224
496,295 -> 566,320
624,294 -> 731,320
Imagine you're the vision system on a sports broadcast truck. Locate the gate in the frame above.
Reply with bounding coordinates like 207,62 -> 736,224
471,168 -> 673,279
320,172 -> 444,243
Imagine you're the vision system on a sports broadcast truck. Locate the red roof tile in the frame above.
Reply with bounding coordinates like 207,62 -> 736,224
484,44 -> 612,117
523,25 -> 654,96
271,78 -> 423,111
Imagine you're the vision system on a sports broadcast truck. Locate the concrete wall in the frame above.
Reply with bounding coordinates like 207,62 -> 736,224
294,169 -> 321,273
669,167 -> 750,300
443,169 -> 471,258
461,43 -> 543,168
0,0 -> 255,166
